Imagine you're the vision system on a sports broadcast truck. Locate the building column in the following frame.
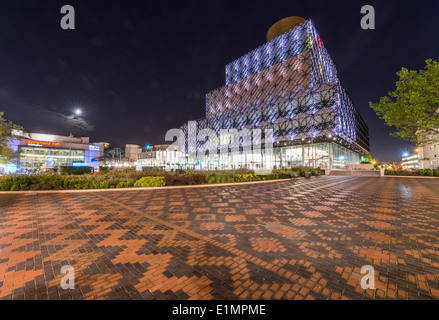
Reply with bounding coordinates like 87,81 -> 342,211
301,145 -> 305,166
280,147 -> 283,169
329,143 -> 333,170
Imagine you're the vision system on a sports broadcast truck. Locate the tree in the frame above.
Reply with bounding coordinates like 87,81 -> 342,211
370,59 -> 439,146
0,112 -> 23,164
360,153 -> 374,163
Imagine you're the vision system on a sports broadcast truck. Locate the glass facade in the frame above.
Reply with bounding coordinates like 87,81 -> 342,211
18,147 -> 85,171
192,142 -> 359,171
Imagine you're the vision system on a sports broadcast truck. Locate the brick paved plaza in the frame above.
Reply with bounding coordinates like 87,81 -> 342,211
1,176 -> 439,300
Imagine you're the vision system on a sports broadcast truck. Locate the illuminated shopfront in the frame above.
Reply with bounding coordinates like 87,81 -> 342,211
18,146 -> 86,170
5,132 -> 104,173
193,142 -> 359,171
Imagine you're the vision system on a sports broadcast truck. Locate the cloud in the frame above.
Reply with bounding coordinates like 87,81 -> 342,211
0,89 -> 95,135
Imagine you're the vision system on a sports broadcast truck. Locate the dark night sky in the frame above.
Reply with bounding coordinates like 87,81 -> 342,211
1,0 -> 438,162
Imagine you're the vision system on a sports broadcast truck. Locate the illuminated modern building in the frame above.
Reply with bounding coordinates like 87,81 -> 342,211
179,17 -> 369,170
418,143 -> 439,170
401,154 -> 420,170
4,131 -> 104,173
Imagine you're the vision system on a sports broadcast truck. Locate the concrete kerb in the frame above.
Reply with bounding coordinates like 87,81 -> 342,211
0,176 -> 324,195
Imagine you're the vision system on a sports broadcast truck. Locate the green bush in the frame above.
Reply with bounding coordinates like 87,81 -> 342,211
134,176 -> 166,187
266,167 -> 322,180
99,181 -> 109,188
233,174 -> 260,182
60,166 -> 93,175
384,169 -> 439,177
273,170 -> 292,179
206,172 -> 233,184
0,166 -> 334,191
107,178 -> 120,188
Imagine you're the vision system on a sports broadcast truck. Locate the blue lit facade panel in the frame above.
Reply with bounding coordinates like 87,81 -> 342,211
225,21 -> 309,85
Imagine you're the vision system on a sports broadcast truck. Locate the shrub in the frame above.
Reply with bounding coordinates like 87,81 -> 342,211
434,170 -> 439,177
419,169 -> 426,176
234,174 -> 260,182
134,176 -> 166,187
60,166 -> 93,175
273,170 -> 292,179
99,181 -> 109,188
230,168 -> 255,175
426,169 -> 434,176
183,173 -> 206,185
0,178 -> 14,191
206,172 -> 233,184
107,178 -> 120,188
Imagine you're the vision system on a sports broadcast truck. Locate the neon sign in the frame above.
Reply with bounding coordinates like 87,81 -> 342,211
27,140 -> 61,147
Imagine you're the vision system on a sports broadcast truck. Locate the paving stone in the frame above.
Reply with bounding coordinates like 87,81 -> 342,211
1,177 -> 439,300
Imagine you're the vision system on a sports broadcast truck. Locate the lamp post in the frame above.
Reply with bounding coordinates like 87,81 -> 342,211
68,133 -> 73,166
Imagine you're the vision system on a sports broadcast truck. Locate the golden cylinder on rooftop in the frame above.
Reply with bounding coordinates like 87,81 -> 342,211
267,16 -> 307,42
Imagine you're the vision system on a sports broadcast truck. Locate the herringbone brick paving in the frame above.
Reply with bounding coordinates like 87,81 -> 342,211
1,176 -> 439,300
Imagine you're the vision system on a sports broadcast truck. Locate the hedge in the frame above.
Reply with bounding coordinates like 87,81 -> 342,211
134,176 -> 166,187
385,169 -> 439,177
60,166 -> 93,175
0,167 -> 323,191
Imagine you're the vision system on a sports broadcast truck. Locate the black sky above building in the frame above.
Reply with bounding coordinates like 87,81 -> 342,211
0,0 -> 438,162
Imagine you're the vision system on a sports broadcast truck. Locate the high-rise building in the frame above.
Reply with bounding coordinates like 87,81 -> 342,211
179,17 -> 370,170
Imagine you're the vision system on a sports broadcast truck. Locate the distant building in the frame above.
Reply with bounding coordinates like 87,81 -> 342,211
4,131 -> 103,173
93,146 -> 136,168
401,155 -> 420,170
418,143 -> 439,170
381,162 -> 402,170
136,145 -> 184,171
125,144 -> 143,161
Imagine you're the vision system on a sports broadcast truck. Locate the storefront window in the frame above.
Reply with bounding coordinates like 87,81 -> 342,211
18,147 -> 85,171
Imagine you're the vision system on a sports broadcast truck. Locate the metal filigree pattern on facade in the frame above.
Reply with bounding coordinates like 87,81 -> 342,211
180,20 -> 369,170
